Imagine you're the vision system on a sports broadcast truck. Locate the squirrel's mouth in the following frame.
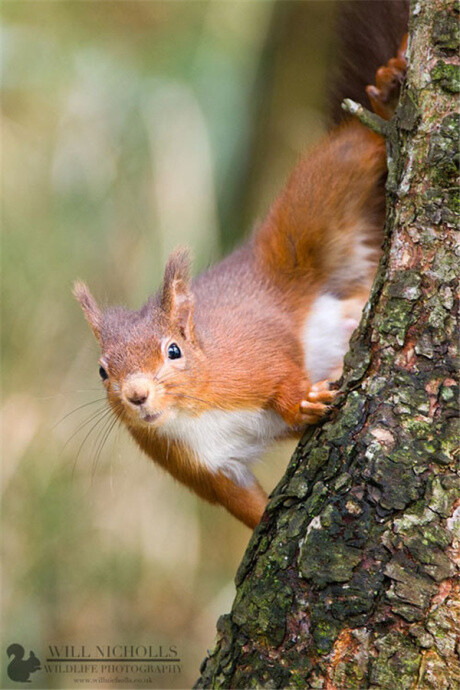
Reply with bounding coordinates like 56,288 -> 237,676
141,411 -> 163,424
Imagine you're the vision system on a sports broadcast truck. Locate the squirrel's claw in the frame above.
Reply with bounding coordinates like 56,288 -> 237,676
299,379 -> 338,425
306,379 -> 337,404
366,33 -> 408,121
299,400 -> 330,425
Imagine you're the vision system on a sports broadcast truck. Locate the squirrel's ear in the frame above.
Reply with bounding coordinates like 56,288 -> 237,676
161,248 -> 195,341
73,280 -> 103,344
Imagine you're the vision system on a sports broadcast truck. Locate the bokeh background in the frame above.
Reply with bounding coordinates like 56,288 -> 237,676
2,2 -> 337,687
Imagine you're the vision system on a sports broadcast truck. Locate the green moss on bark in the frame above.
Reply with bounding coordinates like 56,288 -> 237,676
196,2 -> 459,687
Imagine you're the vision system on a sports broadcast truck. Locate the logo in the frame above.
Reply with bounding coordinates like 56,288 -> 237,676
5,642 -> 181,685
6,644 -> 41,683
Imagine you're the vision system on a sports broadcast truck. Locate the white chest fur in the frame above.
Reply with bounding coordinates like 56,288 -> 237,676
303,293 -> 358,383
158,408 -> 288,487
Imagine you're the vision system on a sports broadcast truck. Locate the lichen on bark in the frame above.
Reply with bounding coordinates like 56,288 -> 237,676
195,1 -> 459,687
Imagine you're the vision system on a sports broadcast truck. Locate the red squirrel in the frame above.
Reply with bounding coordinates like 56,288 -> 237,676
74,11 -> 408,529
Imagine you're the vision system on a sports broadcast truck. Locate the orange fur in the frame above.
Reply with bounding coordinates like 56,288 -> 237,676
129,424 -> 268,528
76,122 -> 385,529
254,121 -> 386,313
75,40 -> 407,529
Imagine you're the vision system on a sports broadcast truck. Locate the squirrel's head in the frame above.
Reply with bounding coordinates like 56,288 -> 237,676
74,249 -> 207,428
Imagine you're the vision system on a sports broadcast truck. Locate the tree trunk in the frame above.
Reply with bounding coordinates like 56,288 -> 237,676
195,1 -> 459,688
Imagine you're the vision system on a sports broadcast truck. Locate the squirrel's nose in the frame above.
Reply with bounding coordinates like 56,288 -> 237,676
123,375 -> 151,407
128,391 -> 148,406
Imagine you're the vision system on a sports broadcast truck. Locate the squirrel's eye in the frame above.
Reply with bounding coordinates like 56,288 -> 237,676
167,343 -> 182,360
99,366 -> 109,380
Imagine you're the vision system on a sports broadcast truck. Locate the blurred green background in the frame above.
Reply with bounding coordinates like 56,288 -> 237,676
1,2 -> 336,687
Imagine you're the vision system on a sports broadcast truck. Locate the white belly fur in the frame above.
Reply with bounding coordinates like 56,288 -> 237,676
157,293 -> 363,487
158,408 -> 288,487
303,293 -> 359,383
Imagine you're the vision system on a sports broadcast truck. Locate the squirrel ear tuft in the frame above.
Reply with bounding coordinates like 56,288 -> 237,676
161,248 -> 195,341
162,248 -> 191,293
73,280 -> 103,344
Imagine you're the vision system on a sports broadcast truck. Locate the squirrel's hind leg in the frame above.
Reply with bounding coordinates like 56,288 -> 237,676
366,34 -> 408,120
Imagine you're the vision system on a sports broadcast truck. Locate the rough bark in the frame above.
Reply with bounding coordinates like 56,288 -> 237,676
195,1 -> 459,688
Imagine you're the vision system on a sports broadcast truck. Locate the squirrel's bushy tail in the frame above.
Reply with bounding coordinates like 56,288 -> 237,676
254,1 -> 409,300
254,121 -> 386,298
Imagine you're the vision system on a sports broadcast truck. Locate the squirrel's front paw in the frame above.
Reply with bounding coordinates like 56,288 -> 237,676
299,380 -> 337,425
